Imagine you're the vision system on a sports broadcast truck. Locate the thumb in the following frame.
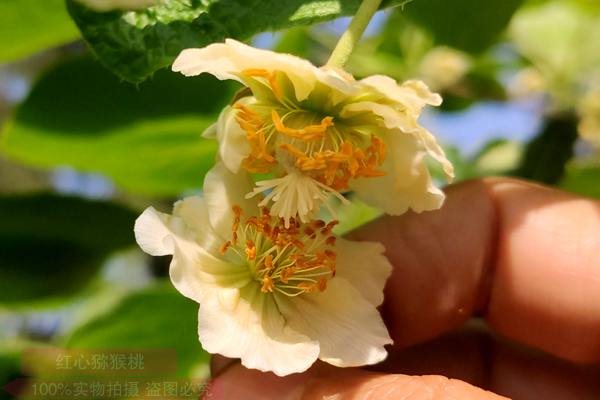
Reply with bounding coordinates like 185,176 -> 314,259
205,362 -> 508,400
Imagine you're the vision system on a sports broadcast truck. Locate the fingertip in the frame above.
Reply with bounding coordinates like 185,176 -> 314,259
207,363 -> 308,400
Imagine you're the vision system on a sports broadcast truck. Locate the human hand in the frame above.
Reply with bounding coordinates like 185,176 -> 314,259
206,178 -> 600,399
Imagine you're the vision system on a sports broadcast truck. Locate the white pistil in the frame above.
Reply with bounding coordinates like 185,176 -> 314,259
246,172 -> 349,227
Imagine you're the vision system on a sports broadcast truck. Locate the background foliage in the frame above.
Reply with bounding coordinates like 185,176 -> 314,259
1,0 -> 599,398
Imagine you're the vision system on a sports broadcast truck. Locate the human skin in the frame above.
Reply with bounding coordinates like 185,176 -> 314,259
205,177 -> 600,399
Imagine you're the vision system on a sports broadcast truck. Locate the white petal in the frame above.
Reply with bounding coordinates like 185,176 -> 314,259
360,76 -> 442,114
341,101 -> 419,134
351,132 -> 446,215
172,39 -> 355,101
215,99 -> 253,173
335,238 -> 392,306
201,122 -> 217,139
135,207 -> 249,302
417,127 -> 455,180
341,101 -> 454,180
278,278 -> 392,367
173,196 -> 225,254
134,207 -> 186,256
203,162 -> 259,238
199,285 -> 320,376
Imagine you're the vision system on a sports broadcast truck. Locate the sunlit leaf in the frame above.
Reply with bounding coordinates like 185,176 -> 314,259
63,282 -> 209,377
473,140 -> 524,176
1,57 -> 236,196
560,160 -> 600,199
0,0 -> 80,62
66,0 -> 411,83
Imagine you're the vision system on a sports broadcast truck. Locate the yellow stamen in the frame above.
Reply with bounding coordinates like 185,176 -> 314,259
271,110 -> 333,141
220,205 -> 339,297
245,240 -> 256,260
241,68 -> 283,100
261,276 -> 275,293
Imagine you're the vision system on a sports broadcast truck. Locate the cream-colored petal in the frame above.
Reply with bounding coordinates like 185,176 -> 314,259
173,196 -> 224,255
340,101 -> 419,134
335,238 -> 392,306
278,278 -> 392,367
201,122 -> 217,139
134,208 -> 250,302
360,76 -> 442,115
199,285 -> 320,376
173,39 -> 356,101
341,101 -> 454,180
215,98 -> 253,173
417,127 -> 455,180
351,132 -> 446,215
203,162 -> 259,238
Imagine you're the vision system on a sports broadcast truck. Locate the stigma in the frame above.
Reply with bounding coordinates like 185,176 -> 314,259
220,206 -> 338,297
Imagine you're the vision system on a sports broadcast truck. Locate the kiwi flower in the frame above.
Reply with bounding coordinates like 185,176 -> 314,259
134,163 -> 393,376
173,39 -> 454,226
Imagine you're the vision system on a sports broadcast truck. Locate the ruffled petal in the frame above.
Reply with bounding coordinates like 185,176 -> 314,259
360,76 -> 442,115
340,101 -> 419,134
214,98 -> 253,173
173,39 -> 355,101
199,285 -> 320,376
350,132 -> 446,215
277,278 -> 392,367
341,101 -> 454,181
134,207 -> 250,302
335,238 -> 392,306
203,162 -> 260,238
173,196 -> 225,255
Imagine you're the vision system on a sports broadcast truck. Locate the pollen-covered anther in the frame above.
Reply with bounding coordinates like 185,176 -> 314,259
245,240 -> 257,260
220,240 -> 231,255
241,68 -> 283,99
272,110 -> 333,141
221,206 -> 337,296
261,276 -> 275,293
234,103 -> 277,174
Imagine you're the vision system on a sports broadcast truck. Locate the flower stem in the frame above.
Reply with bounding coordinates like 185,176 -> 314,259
326,0 -> 383,68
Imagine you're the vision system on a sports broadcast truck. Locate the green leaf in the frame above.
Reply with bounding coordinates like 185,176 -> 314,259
0,0 -> 80,62
513,113 -> 578,184
66,0 -> 411,83
404,0 -> 524,53
0,193 -> 136,304
1,57 -> 236,196
560,160 -> 600,199
332,198 -> 382,236
473,140 -> 524,176
63,282 -> 209,377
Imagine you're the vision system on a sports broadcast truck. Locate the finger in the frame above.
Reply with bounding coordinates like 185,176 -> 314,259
349,177 -> 600,363
207,362 -> 507,400
348,178 -> 496,348
207,323 -> 600,400
374,322 -> 600,400
210,354 -> 239,377
485,179 -> 600,362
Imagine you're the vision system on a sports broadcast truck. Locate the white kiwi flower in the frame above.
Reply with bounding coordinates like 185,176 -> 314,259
172,39 -> 454,226
134,163 -> 393,376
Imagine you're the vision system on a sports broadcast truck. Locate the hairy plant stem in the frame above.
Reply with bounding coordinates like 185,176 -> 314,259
325,0 -> 383,68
